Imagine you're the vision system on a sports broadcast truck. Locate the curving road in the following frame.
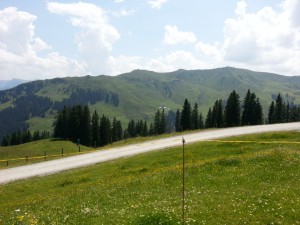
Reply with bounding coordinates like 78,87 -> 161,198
1,122 -> 300,184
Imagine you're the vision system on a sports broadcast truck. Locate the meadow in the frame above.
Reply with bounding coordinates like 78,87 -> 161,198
0,132 -> 299,224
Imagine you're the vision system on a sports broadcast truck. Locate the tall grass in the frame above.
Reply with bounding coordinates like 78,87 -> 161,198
0,132 -> 299,224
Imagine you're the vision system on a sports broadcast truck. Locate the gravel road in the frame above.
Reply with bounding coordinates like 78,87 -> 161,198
1,122 -> 300,184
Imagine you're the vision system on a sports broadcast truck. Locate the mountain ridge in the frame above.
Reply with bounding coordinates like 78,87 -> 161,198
0,67 -> 300,142
0,78 -> 29,90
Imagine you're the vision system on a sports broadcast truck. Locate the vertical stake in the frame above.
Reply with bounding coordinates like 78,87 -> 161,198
182,137 -> 185,225
78,145 -> 81,152
44,151 -> 47,160
61,148 -> 64,157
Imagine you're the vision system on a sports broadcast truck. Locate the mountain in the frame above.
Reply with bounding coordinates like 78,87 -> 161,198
0,79 -> 29,90
0,67 -> 300,142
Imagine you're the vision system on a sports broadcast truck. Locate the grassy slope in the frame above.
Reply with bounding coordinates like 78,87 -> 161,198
3,67 -> 300,133
0,132 -> 299,224
0,139 -> 93,167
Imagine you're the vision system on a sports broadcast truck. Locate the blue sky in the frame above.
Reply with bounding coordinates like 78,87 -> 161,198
0,0 -> 299,80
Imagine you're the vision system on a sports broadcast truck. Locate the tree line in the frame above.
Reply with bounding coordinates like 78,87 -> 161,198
53,105 -> 173,147
3,90 -> 300,147
175,90 -> 300,132
1,130 -> 51,146
53,105 -> 123,147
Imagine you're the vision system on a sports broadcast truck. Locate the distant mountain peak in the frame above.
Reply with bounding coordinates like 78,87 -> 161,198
0,79 -> 30,91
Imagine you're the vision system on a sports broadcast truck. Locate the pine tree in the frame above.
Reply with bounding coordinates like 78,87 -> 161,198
148,123 -> 154,136
199,113 -> 204,129
241,90 -> 263,125
275,94 -> 285,123
211,100 -> 224,128
181,99 -> 191,131
127,120 -> 136,137
112,117 -> 122,142
268,101 -> 276,124
61,106 -> 69,139
154,109 -> 161,135
205,108 -> 213,128
80,105 -> 92,146
91,110 -> 100,147
2,135 -> 10,146
116,120 -> 123,140
175,109 -> 181,132
191,103 -> 200,130
225,91 -> 240,127
142,121 -> 148,136
241,89 -> 252,125
54,112 -> 63,138
159,108 -> 166,134
33,130 -> 40,141
69,105 -> 82,142
100,115 -> 111,146
253,98 -> 263,125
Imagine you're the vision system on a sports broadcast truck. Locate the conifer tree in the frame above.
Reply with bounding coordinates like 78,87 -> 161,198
199,113 -> 204,129
160,108 -> 166,134
191,103 -> 200,130
241,90 -> 263,125
112,117 -> 122,142
225,91 -> 240,127
127,120 -> 136,137
253,98 -> 263,125
142,121 -> 148,136
99,115 -> 111,146
268,101 -> 276,124
175,109 -> 181,132
275,94 -> 285,123
154,109 -> 161,135
91,110 -> 100,147
181,99 -> 191,131
80,105 -> 92,146
205,108 -> 213,128
212,100 -> 224,128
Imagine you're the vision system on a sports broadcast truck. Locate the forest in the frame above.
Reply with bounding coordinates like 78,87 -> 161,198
2,90 -> 300,147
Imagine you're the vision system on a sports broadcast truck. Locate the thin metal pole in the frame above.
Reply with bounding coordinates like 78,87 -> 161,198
182,137 -> 185,225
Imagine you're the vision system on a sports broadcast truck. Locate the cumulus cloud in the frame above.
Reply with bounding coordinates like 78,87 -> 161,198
107,50 -> 209,75
112,8 -> 136,17
164,25 -> 197,45
47,2 -> 120,74
107,55 -> 142,75
221,0 -> 300,74
146,50 -> 207,71
148,0 -> 168,9
190,0 -> 300,75
0,7 -> 84,80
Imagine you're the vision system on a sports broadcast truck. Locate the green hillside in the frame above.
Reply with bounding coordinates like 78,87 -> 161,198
0,67 -> 300,141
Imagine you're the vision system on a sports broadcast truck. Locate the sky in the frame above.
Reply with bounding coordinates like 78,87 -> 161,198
0,0 -> 300,80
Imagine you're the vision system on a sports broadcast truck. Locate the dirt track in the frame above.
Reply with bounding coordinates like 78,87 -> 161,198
1,122 -> 300,184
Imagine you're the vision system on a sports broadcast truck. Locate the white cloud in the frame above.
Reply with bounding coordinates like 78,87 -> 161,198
112,9 -> 136,17
190,0 -> 300,75
163,25 -> 197,45
148,0 -> 168,9
0,7 -> 85,80
47,2 -> 120,74
106,50 -> 211,75
221,0 -> 300,75
107,55 -> 142,75
195,41 -> 221,60
146,50 -> 207,71
114,0 -> 124,3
